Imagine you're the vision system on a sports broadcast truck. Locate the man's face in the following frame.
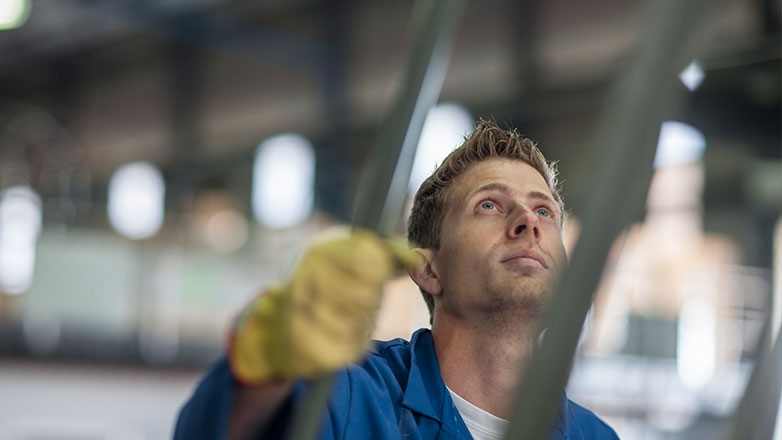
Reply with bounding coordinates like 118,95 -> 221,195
429,158 -> 567,322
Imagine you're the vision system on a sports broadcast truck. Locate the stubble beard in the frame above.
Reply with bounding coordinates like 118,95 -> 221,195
476,269 -> 559,325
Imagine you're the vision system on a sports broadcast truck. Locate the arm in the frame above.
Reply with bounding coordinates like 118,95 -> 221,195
228,380 -> 293,440
174,359 -> 293,440
176,232 -> 415,439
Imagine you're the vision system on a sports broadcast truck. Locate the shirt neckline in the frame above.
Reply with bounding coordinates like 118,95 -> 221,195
446,386 -> 509,440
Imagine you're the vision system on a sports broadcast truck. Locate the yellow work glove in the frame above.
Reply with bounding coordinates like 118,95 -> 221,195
229,230 -> 416,385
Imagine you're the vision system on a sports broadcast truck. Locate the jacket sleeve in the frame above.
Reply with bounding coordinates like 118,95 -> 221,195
174,357 -> 237,440
174,356 -> 350,440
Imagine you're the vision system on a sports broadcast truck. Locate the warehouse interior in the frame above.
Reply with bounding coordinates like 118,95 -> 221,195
0,0 -> 780,438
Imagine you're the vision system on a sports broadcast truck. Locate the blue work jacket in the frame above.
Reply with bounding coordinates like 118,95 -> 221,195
175,328 -> 619,439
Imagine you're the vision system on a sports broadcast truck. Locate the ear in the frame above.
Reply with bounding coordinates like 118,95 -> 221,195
407,248 -> 442,296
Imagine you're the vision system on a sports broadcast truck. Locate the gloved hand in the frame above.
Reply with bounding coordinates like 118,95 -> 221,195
229,230 -> 417,384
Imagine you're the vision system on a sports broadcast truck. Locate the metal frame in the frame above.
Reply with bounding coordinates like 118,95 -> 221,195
504,0 -> 719,437
284,1 -> 466,439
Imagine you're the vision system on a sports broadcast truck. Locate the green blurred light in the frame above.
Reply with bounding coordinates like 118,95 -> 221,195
0,0 -> 31,30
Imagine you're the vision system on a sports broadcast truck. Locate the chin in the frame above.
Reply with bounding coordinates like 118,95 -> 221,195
478,284 -> 550,318
509,291 -> 547,317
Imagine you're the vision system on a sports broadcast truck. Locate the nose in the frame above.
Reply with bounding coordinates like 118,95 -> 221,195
508,209 -> 540,242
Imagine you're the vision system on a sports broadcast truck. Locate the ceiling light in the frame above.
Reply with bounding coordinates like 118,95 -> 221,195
654,121 -> 706,168
679,60 -> 705,92
0,0 -> 31,30
252,133 -> 315,229
107,162 -> 165,239
0,185 -> 42,294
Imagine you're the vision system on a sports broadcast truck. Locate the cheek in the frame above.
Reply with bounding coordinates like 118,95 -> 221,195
436,236 -> 474,278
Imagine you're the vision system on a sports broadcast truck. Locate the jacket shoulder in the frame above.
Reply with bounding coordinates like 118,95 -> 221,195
352,336 -> 414,390
174,357 -> 235,440
566,399 -> 620,439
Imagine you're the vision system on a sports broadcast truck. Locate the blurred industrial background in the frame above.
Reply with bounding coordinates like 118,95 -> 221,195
0,0 -> 779,438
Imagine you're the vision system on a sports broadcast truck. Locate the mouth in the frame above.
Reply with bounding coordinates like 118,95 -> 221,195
501,251 -> 548,268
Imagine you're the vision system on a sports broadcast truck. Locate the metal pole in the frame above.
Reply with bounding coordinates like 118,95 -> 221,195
284,1 -> 466,439
351,0 -> 466,235
727,317 -> 782,440
503,0 -> 714,437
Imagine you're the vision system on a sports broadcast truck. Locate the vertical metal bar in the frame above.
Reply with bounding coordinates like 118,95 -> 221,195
502,0 -> 713,438
171,25 -> 200,158
283,375 -> 336,440
284,1 -> 466,439
508,0 -> 541,94
771,218 -> 782,360
318,0 -> 353,221
727,318 -> 782,440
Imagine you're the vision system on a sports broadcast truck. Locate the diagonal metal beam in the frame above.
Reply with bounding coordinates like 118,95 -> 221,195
284,1 -> 466,439
503,0 -> 716,438
350,0 -> 467,235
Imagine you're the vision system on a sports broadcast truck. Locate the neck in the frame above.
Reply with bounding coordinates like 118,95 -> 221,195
432,313 -> 540,419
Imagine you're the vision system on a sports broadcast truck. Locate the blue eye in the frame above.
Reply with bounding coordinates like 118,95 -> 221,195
480,201 -> 496,210
537,208 -> 550,217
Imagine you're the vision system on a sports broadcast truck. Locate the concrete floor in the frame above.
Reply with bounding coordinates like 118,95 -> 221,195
0,358 -> 205,440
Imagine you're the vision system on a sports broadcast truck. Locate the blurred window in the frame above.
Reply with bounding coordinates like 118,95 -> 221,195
408,102 -> 473,194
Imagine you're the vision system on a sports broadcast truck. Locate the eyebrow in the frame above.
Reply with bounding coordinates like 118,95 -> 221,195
466,182 -> 512,201
527,190 -> 558,208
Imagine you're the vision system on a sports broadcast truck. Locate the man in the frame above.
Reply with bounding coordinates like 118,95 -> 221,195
175,120 -> 619,439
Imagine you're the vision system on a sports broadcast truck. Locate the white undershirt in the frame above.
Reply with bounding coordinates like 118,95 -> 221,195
446,386 -> 509,440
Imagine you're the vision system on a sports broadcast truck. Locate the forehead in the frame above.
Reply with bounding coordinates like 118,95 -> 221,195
446,158 -> 553,207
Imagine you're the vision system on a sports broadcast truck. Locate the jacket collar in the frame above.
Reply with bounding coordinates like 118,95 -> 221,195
399,328 -> 570,439
401,328 -> 447,422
